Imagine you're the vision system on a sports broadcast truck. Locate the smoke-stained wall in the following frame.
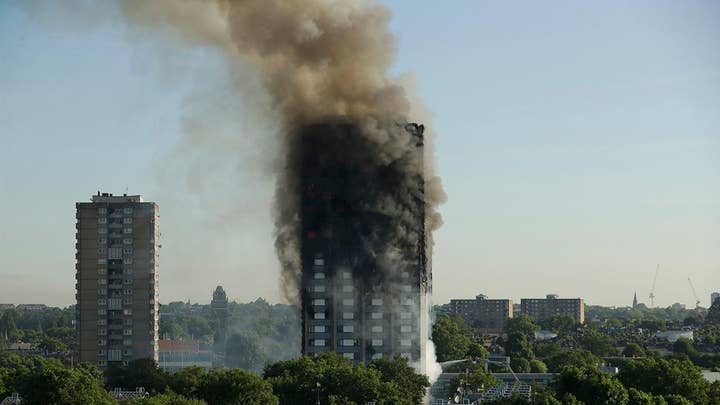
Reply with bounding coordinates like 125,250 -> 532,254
299,121 -> 428,366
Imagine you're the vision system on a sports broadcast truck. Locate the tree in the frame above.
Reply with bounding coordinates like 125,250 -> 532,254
540,316 -> 578,336
0,311 -> 20,342
194,369 -> 277,405
105,358 -> 169,394
8,357 -> 114,405
263,353 -> 413,405
128,392 -> 207,405
225,333 -> 264,372
37,336 -> 68,354
505,332 -> 534,362
534,342 -> 563,359
449,367 -> 498,394
623,343 -> 645,358
707,298 -> 720,324
511,357 -> 531,373
627,388 -> 668,405
555,366 -> 629,405
370,356 -> 429,404
529,359 -> 548,373
467,342 -> 488,360
545,349 -> 600,373
431,316 -> 471,362
168,366 -> 206,399
580,328 -> 614,357
618,358 -> 711,404
505,314 -> 539,338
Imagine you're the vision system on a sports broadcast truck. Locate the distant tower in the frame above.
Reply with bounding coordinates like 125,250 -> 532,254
633,291 -> 638,308
211,286 -> 229,367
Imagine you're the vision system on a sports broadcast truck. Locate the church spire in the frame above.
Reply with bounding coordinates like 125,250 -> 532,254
633,291 -> 638,308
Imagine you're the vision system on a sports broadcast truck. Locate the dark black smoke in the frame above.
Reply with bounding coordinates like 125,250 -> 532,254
119,0 -> 445,303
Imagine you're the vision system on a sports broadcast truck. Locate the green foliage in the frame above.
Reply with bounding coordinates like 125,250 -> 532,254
580,328 -> 614,357
449,367 -> 498,394
510,357 -> 530,373
622,343 -> 645,358
160,299 -> 300,369
545,349 -> 600,373
263,352 -> 426,405
105,358 -> 170,394
467,342 -> 488,359
0,311 -> 21,342
627,388 -> 668,405
532,390 -> 563,405
707,298 -> 720,324
697,324 -> 720,345
505,314 -> 539,338
529,359 -> 548,373
369,356 -> 429,405
37,336 -> 69,353
505,331 -> 534,362
663,394 -> 694,405
193,368 -> 278,405
225,333 -> 264,372
539,316 -> 578,336
166,366 -> 277,404
0,353 -> 113,405
670,338 -> 720,375
534,342 -> 563,359
431,315 -> 472,362
618,358 -> 712,404
555,366 -> 629,405
127,392 -> 207,405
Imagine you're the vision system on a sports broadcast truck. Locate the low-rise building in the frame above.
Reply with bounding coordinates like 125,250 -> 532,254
15,304 -> 47,312
158,339 -> 212,372
520,294 -> 584,324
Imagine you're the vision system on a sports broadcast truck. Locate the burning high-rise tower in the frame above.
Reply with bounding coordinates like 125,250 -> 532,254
299,121 -> 429,369
116,0 -> 445,374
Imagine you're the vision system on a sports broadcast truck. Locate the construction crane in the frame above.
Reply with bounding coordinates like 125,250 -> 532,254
688,277 -> 701,311
649,264 -> 659,308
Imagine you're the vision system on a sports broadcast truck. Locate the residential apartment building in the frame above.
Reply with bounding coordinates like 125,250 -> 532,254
75,192 -> 159,369
520,294 -> 584,324
449,295 -> 513,333
300,123 -> 429,370
449,299 -> 476,325
711,292 -> 719,306
476,296 -> 513,332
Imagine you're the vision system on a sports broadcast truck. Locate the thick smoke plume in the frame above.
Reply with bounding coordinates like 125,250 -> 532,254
121,0 -> 445,302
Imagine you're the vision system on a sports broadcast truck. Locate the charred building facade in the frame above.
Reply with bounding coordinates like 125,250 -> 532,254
299,121 -> 429,370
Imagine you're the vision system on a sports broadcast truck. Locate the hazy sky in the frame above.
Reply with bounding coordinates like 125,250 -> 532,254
1,1 -> 718,308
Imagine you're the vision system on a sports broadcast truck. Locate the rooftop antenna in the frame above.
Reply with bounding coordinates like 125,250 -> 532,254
649,264 -> 659,308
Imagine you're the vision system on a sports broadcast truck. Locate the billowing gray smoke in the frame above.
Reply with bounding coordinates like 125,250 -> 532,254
121,0 -> 445,303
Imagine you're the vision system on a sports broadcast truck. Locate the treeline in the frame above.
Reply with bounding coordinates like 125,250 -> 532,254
0,352 -> 428,405
431,307 -> 720,404
0,307 -> 75,354
159,298 -> 300,372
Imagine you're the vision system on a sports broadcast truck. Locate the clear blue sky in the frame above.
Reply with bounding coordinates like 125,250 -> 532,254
1,1 -> 718,308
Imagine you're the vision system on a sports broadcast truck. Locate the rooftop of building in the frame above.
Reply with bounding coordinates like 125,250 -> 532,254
90,192 -> 144,203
